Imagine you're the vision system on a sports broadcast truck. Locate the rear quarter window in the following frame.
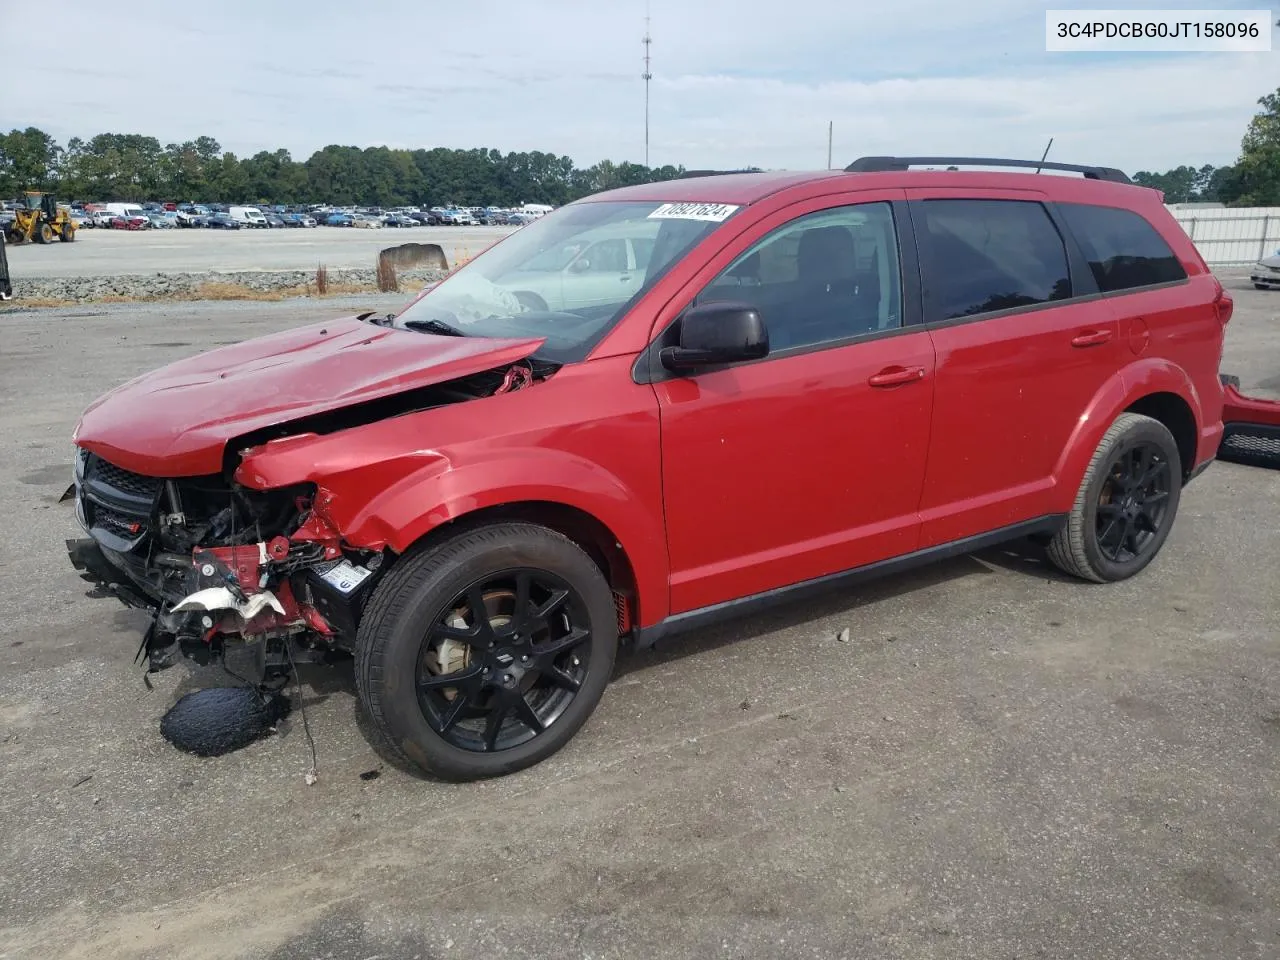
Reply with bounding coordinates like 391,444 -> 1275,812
1058,202 -> 1187,293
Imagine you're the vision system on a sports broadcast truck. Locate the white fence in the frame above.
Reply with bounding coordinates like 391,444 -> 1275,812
1166,205 -> 1280,267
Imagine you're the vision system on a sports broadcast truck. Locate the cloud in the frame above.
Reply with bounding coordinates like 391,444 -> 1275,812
1,0 -> 1274,174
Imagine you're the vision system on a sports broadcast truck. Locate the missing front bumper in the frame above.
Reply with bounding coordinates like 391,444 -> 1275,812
66,537 -> 161,611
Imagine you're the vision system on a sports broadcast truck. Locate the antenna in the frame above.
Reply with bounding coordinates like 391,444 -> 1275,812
642,2 -> 653,168
1035,137 -> 1054,173
827,121 -> 833,169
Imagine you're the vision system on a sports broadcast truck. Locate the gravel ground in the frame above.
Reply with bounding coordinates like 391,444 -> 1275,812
3,223 -> 514,278
0,272 -> 1276,960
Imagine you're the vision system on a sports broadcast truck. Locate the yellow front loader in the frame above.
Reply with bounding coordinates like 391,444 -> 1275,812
6,191 -> 76,244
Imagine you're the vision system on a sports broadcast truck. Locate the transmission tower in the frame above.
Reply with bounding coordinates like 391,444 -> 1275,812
642,3 -> 652,168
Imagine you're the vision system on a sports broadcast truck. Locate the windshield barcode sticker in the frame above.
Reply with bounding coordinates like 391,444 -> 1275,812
648,202 -> 740,222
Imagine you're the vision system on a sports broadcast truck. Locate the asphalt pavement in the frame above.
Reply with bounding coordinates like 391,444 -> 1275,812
0,272 -> 1276,959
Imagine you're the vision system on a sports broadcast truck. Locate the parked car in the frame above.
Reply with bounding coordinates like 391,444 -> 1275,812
324,213 -> 353,227
205,213 -> 242,229
63,155 -> 1233,783
110,214 -> 149,230
409,211 -> 442,226
90,210 -> 117,229
147,212 -> 175,229
382,213 -> 417,228
264,214 -> 286,228
351,214 -> 383,229
1250,249 -> 1280,289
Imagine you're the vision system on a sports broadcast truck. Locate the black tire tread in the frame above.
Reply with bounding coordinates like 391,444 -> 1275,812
354,521 -> 609,777
1047,412 -> 1167,583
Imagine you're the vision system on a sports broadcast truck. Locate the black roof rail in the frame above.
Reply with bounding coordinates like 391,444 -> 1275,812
677,168 -> 763,179
844,156 -> 1132,184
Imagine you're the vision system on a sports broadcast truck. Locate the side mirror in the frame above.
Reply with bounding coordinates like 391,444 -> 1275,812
660,301 -> 769,372
568,257 -> 591,273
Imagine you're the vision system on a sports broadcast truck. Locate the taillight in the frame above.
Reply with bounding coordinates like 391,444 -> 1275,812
1214,289 -> 1233,326
1209,276 -> 1232,326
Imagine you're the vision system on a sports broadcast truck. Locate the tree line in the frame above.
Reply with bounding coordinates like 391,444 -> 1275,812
0,133 -> 694,207
2,86 -> 1276,207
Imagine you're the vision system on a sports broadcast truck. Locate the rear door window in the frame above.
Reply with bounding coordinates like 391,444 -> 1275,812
1057,202 -> 1187,292
919,199 -> 1071,321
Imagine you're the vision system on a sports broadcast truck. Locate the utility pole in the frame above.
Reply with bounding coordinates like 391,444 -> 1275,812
642,2 -> 653,168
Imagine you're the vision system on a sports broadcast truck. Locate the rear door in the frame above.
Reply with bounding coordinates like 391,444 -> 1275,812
907,188 -> 1121,546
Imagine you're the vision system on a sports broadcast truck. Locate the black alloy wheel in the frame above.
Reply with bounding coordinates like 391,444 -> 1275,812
1093,440 -> 1172,564
355,522 -> 618,780
416,569 -> 591,753
1047,412 -> 1183,583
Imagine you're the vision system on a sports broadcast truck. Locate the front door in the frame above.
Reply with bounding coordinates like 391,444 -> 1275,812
651,193 -> 938,614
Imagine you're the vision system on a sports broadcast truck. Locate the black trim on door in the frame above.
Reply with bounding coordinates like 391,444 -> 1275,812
630,514 -> 1068,649
632,198 -> 927,385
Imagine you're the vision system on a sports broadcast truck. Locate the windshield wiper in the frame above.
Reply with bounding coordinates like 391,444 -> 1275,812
402,317 -> 467,337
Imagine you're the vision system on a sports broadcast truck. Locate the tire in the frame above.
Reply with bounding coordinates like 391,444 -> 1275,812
60,225 -> 74,242
1047,412 -> 1182,583
355,522 -> 618,781
36,224 -> 53,244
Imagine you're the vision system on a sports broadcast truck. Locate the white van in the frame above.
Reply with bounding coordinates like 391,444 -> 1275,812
229,206 -> 269,228
103,202 -> 148,221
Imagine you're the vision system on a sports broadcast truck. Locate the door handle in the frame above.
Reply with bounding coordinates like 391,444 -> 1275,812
868,365 -> 926,387
1071,328 -> 1113,347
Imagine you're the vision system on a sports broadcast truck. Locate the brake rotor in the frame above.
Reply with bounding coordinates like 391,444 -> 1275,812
424,588 -> 515,700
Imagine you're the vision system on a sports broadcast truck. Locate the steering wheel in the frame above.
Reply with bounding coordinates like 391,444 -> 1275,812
513,290 -> 549,312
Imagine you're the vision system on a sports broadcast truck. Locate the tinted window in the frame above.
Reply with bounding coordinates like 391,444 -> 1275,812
1059,202 -> 1187,292
921,199 -> 1071,320
696,202 -> 902,350
581,238 -> 628,272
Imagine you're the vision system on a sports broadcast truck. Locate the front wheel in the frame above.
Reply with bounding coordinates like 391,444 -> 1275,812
1047,412 -> 1182,583
355,522 -> 618,780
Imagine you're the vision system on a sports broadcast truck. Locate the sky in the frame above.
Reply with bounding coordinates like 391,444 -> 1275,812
3,0 -> 1276,174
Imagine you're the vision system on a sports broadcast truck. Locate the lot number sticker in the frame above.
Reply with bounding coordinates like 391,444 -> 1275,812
648,202 -> 740,222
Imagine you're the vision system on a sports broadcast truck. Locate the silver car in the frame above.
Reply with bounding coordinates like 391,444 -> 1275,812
1251,250 -> 1280,289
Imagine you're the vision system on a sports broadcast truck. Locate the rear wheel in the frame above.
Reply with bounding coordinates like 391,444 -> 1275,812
355,523 -> 618,780
36,223 -> 53,244
60,224 -> 74,242
1048,412 -> 1182,583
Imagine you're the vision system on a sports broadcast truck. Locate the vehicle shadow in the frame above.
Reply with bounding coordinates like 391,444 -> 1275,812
614,535 -> 1073,678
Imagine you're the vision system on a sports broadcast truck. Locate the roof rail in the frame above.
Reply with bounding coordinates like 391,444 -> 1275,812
844,156 -> 1132,184
677,168 -> 763,179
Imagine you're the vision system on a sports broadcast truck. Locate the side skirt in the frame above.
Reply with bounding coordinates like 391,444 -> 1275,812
631,515 -> 1068,650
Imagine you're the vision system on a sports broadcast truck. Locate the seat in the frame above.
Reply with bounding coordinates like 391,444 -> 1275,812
787,227 -> 874,344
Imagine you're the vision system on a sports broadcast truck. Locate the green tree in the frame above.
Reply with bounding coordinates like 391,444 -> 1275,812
0,127 -> 62,193
1230,87 -> 1280,205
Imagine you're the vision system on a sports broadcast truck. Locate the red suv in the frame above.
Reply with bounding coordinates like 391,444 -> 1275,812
65,156 -> 1233,780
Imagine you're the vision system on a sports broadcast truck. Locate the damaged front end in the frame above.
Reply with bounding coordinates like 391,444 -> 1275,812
66,448 -> 379,682
65,336 -> 554,684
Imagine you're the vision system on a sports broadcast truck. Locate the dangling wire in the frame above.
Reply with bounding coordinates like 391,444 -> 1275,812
284,637 -> 319,784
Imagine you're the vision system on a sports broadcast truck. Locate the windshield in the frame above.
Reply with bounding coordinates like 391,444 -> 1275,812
393,199 -> 739,363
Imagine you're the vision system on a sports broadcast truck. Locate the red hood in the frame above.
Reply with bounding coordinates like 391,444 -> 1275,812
74,315 -> 544,477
